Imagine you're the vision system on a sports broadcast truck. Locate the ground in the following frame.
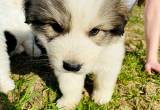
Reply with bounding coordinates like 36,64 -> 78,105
1,6 -> 160,110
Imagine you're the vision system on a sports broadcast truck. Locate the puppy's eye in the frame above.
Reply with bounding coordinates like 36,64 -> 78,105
89,28 -> 100,36
31,20 -> 46,26
51,23 -> 64,33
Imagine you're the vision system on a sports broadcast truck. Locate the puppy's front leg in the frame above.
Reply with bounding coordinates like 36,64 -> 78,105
56,73 -> 85,110
0,36 -> 15,93
92,66 -> 121,105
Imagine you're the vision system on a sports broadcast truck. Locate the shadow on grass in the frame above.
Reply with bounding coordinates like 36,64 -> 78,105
0,93 -> 16,110
10,53 -> 60,95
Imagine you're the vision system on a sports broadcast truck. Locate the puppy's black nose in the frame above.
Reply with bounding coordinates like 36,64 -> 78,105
63,61 -> 81,72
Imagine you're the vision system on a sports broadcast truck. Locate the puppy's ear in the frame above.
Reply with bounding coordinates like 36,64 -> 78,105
123,0 -> 137,10
4,31 -> 17,54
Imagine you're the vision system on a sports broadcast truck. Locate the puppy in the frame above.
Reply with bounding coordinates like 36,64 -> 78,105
0,0 -> 42,94
24,0 -> 137,109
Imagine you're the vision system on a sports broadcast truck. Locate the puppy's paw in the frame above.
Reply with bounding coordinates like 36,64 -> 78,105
0,79 -> 15,94
56,97 -> 78,110
92,90 -> 112,105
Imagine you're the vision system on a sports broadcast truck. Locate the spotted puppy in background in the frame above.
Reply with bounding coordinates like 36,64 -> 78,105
4,31 -> 42,56
24,0 -> 137,109
0,0 -> 42,94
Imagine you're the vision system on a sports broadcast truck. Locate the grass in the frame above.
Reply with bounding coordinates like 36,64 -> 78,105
1,6 -> 160,110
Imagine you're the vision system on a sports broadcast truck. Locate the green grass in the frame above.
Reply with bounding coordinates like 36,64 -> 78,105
1,6 -> 160,110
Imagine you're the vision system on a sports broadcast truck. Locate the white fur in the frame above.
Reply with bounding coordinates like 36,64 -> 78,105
50,37 -> 125,110
0,36 -> 15,93
0,0 -> 41,94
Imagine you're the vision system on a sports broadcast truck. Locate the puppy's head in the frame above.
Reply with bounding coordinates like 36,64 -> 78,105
24,0 -> 136,75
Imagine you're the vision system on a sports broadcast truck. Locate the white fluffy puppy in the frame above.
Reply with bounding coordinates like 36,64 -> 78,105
24,0 -> 137,109
0,0 -> 41,94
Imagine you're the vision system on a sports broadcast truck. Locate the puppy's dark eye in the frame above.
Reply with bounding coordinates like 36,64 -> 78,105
31,20 -> 46,26
51,23 -> 64,33
89,28 -> 100,36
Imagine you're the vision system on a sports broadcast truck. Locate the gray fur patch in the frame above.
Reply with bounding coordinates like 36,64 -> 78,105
24,0 -> 71,34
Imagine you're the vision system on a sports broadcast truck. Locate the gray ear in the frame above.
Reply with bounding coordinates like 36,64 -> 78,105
123,0 -> 137,10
